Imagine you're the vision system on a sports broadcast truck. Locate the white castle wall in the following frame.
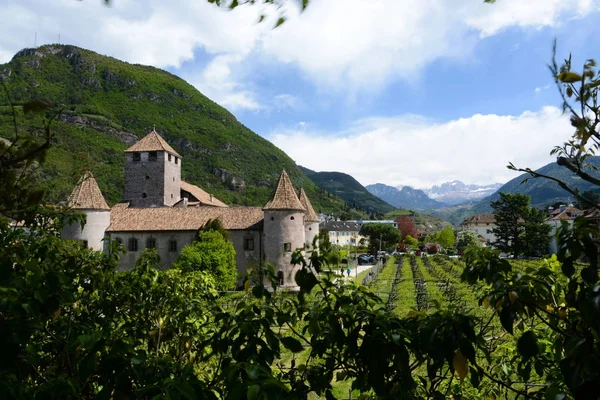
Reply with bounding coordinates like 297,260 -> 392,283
304,221 -> 320,252
62,210 -> 111,251
263,210 -> 306,288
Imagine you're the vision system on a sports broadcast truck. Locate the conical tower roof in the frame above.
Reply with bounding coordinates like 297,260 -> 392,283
263,170 -> 305,211
298,188 -> 319,222
67,172 -> 110,210
125,129 -> 181,157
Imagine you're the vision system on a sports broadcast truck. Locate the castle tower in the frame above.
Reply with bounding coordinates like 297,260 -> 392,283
61,171 -> 111,251
298,188 -> 320,252
263,170 -> 306,288
124,129 -> 181,207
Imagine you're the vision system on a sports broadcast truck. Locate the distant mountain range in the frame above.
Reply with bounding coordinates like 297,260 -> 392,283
365,183 -> 446,211
431,157 -> 600,224
299,167 -> 396,215
420,181 -> 503,205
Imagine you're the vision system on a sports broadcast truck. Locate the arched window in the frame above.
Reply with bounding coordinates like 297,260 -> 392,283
277,271 -> 284,285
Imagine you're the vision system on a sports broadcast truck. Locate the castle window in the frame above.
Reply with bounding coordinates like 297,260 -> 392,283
175,157 -> 178,165
309,227 -> 312,231
171,194 -> 173,199
82,240 -> 88,249
133,153 -> 141,162
169,240 -> 177,252
145,175 -> 150,180
146,238 -> 156,249
270,217 -> 275,221
244,238 -> 254,251
283,243 -> 292,252
128,238 -> 138,252
142,193 -> 147,198
290,216 -> 295,220
149,151 -> 157,161
168,154 -> 172,162
277,271 -> 284,285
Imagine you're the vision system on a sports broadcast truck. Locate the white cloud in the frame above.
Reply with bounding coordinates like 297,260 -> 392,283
1,0 -> 597,97
269,106 -> 572,188
260,0 -> 599,90
187,54 -> 262,111
535,84 -> 552,93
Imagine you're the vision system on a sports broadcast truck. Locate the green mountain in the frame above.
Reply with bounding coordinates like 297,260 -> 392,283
0,44 -> 359,215
299,167 -> 396,215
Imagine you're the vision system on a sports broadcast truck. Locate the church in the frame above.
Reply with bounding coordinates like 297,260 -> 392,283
61,130 -> 320,288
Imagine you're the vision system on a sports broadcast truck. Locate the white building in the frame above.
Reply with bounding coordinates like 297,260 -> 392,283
320,221 -> 364,246
461,214 -> 497,246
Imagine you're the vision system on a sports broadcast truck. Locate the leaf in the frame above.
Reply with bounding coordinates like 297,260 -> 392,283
53,309 -> 61,319
247,384 -> 260,400
23,99 -> 52,114
274,17 -> 286,28
244,279 -> 251,293
172,381 -> 196,400
566,86 -> 573,97
453,350 -> 468,382
517,331 -> 538,360
470,366 -> 480,388
500,306 -> 515,334
281,336 -> 303,353
557,72 -> 583,83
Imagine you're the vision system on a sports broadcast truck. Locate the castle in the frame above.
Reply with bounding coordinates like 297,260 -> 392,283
61,130 -> 320,288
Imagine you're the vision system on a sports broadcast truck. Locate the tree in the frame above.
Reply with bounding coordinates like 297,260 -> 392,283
437,225 -> 456,249
174,230 -> 237,290
456,231 -> 481,253
575,190 -> 600,209
524,208 -> 552,256
359,223 -> 401,252
490,192 -> 530,256
396,216 -> 418,241
404,234 -> 419,248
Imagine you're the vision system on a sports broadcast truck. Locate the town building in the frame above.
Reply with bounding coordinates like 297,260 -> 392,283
547,205 -> 583,254
61,130 -> 319,288
461,214 -> 497,245
320,221 -> 364,246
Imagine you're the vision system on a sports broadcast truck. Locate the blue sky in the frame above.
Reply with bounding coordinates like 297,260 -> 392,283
1,0 -> 599,188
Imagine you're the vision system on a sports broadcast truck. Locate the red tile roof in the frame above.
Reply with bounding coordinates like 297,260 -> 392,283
67,172 -> 110,210
263,170 -> 304,211
462,214 -> 496,225
180,181 -> 228,208
125,130 -> 181,157
298,188 -> 319,222
107,203 -> 263,232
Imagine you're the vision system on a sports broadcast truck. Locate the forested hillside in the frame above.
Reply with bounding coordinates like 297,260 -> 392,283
0,44 -> 356,215
300,166 -> 396,216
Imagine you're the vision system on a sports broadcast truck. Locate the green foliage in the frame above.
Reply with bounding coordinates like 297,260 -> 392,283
456,230 -> 481,253
491,192 -> 551,256
359,222 -> 402,252
404,234 -> 419,247
427,225 -> 455,249
174,230 -> 237,290
0,44 -> 350,216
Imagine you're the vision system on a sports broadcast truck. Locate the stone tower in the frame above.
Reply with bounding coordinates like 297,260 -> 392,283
263,170 -> 306,288
298,188 -> 320,252
61,171 -> 111,251
124,129 -> 181,207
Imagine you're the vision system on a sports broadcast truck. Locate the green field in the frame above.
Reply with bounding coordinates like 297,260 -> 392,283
357,254 -> 555,399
